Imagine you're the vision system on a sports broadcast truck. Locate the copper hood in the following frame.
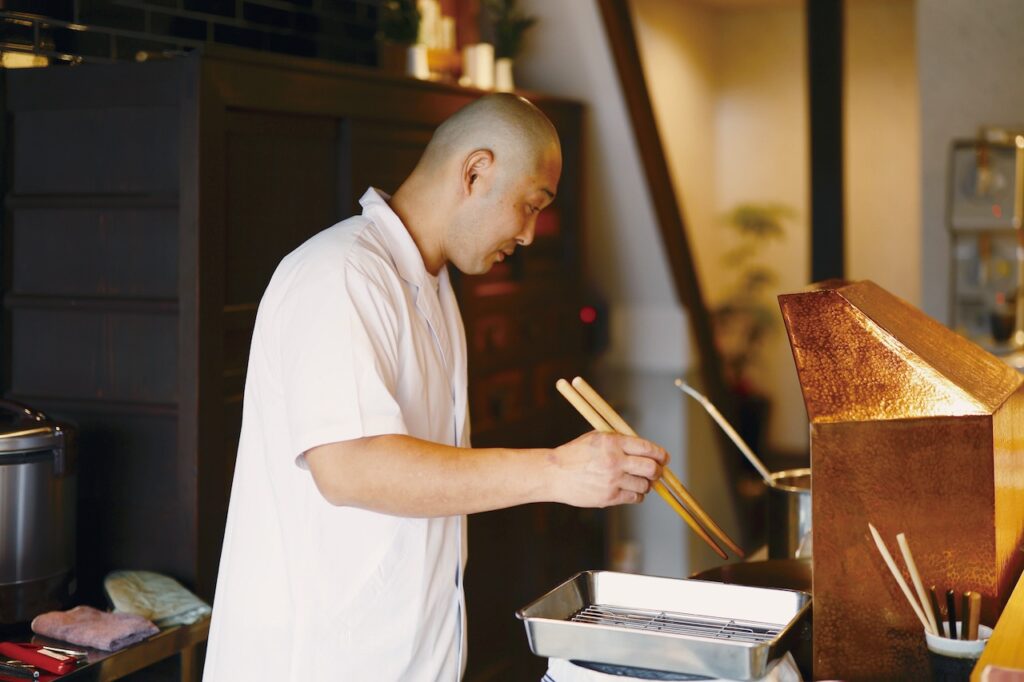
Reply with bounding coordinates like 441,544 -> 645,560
778,280 -> 1024,681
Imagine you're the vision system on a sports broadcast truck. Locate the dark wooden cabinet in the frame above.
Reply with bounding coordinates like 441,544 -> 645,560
4,46 -> 595,678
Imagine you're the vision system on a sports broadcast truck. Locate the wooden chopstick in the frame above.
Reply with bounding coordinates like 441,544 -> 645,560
897,533 -> 939,635
967,591 -> 981,640
868,523 -> 935,634
555,379 -> 728,559
569,377 -> 744,559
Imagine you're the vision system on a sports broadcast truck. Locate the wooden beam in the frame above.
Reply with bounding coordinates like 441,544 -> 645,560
595,0 -> 743,519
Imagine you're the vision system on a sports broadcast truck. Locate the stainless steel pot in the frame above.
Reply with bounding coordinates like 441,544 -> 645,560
766,468 -> 811,560
0,400 -> 76,625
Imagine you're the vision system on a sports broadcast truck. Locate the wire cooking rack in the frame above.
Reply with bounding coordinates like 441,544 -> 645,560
570,605 -> 782,644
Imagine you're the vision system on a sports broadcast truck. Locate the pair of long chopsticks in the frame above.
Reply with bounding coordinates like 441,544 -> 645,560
556,376 -> 744,560
868,523 -> 941,635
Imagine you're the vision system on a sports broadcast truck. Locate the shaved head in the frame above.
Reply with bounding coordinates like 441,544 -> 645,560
390,93 -> 563,276
418,93 -> 560,177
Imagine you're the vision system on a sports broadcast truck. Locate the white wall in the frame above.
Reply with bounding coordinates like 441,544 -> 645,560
713,4 -> 809,453
629,0 -> 809,458
516,0 -> 706,579
628,0 -> 739,573
630,1 -> 718,294
631,0 -> 922,458
918,0 -> 1024,321
845,0 -> 920,306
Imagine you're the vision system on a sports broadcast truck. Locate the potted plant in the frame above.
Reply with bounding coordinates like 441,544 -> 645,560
482,0 -> 536,91
377,0 -> 420,76
711,202 -> 794,454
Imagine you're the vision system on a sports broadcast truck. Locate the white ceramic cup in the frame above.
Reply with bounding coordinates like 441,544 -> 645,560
924,622 -> 993,658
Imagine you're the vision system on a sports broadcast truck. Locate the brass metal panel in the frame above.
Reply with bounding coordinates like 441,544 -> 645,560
777,280 -> 1024,681
779,281 -> 1022,423
840,282 -> 1022,413
811,417 -> 998,681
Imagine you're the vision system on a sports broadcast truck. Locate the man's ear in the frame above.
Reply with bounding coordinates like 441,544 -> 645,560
462,149 -> 495,195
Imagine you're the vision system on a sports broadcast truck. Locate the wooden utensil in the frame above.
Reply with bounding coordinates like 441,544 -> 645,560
897,532 -> 939,635
571,376 -> 744,558
555,379 -> 728,559
966,591 -> 980,640
868,523 -> 934,633
929,586 -> 944,636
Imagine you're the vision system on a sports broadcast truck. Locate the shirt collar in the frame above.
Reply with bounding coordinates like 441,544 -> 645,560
359,187 -> 438,289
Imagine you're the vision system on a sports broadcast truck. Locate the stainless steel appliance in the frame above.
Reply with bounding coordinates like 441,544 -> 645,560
0,400 -> 76,625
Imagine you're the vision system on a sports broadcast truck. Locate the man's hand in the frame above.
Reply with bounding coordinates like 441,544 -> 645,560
548,431 -> 668,508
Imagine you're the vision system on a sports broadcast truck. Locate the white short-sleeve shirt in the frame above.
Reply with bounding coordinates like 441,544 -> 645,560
202,188 -> 470,681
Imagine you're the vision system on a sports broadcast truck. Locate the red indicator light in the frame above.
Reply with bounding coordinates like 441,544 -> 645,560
579,306 -> 598,324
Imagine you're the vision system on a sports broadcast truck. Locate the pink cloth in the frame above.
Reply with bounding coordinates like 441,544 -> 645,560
31,605 -> 158,652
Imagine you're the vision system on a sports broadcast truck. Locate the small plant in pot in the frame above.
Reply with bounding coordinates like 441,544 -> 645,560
712,202 -> 794,454
377,0 -> 420,75
482,0 -> 536,91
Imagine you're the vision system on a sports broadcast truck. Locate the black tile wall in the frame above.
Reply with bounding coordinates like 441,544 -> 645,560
149,13 -> 207,42
77,0 -> 146,31
181,0 -> 235,18
5,0 -> 75,21
2,0 -> 379,67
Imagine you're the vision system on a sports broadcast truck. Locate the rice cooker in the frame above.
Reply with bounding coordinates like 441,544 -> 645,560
0,400 -> 76,625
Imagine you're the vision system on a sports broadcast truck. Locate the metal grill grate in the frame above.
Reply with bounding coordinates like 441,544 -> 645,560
570,605 -> 782,644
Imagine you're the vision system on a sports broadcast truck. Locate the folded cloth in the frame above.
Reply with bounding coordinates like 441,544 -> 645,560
31,605 -> 158,652
103,570 -> 211,628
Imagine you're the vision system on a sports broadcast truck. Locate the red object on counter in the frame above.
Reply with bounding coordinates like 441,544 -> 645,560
0,643 -> 74,675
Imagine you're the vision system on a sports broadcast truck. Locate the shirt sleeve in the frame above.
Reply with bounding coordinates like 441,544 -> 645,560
277,257 -> 408,467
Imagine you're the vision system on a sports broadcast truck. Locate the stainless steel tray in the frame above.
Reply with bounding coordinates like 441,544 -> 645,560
516,570 -> 811,680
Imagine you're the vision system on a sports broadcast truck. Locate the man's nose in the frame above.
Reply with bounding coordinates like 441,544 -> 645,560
516,220 -> 536,247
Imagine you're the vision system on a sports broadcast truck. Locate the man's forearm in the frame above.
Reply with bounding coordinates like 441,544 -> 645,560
306,431 -> 665,516
305,435 -> 558,516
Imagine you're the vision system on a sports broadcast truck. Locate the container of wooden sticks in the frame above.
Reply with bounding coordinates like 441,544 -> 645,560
868,523 -> 992,681
925,622 -> 992,681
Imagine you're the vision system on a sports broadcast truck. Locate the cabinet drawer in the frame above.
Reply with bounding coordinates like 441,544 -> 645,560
11,208 -> 178,298
10,309 -> 178,404
13,107 -> 179,194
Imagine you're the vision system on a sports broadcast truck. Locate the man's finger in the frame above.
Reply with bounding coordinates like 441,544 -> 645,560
617,435 -> 669,464
612,489 -> 644,505
622,455 -> 661,481
618,474 -> 651,495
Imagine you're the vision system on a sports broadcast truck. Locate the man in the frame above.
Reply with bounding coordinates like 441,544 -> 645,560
202,94 -> 668,681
